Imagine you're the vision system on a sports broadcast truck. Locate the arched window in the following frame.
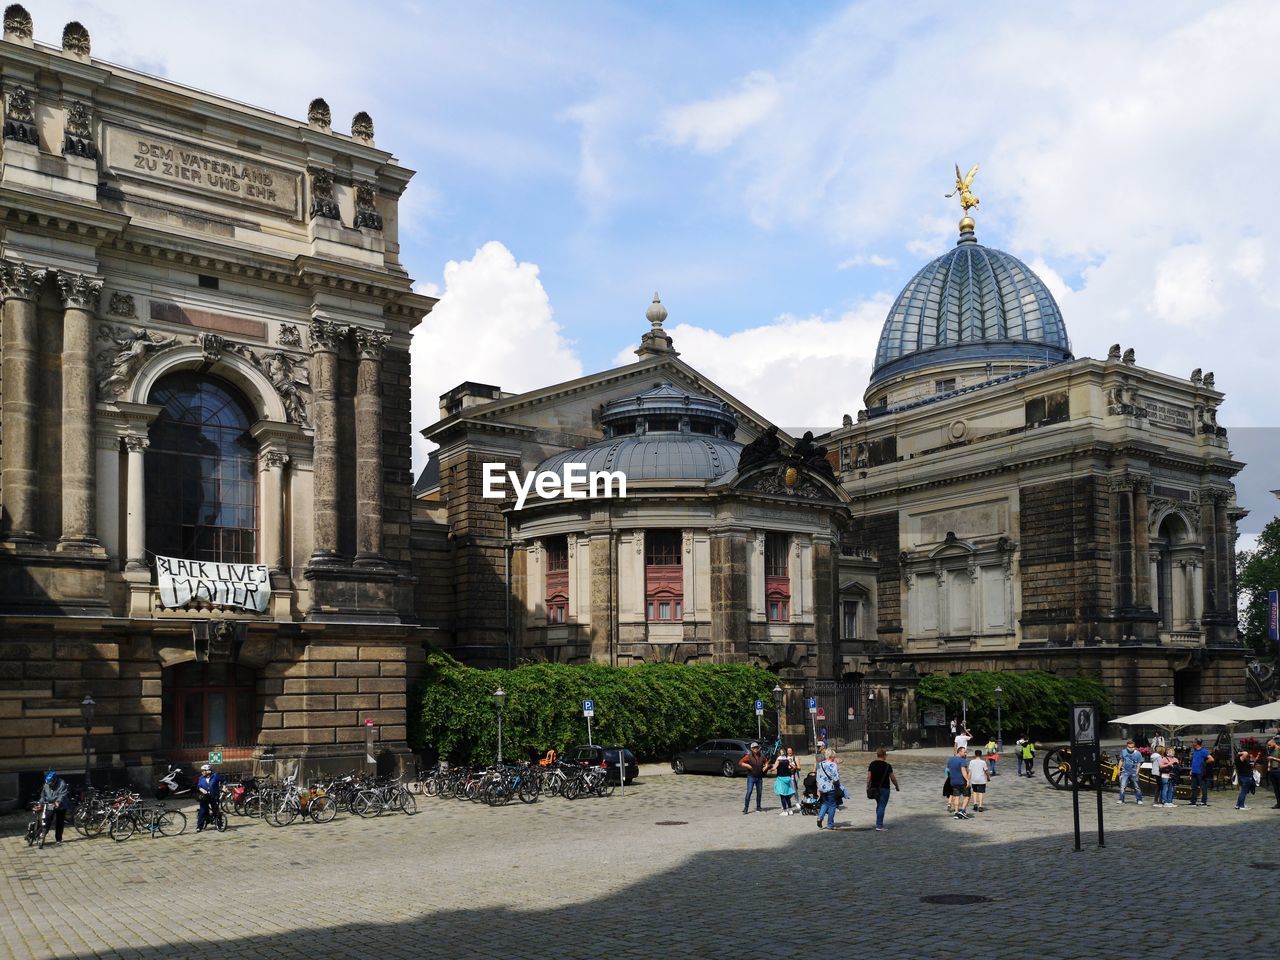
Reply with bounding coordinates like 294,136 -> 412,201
146,373 -> 258,564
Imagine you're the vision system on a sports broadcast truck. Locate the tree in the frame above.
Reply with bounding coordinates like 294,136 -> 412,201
1238,516 -> 1280,662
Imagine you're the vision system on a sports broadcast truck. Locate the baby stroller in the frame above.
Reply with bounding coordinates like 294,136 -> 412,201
798,772 -> 820,816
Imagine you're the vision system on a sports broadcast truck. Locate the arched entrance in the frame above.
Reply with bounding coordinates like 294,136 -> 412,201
1152,512 -> 1201,632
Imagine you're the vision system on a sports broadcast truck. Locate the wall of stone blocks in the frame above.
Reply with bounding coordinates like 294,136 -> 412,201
1019,476 -> 1112,637
849,511 -> 901,641
381,347 -> 415,569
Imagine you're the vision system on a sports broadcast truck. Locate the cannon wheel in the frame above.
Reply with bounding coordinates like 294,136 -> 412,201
1043,746 -> 1105,791
1044,747 -> 1074,790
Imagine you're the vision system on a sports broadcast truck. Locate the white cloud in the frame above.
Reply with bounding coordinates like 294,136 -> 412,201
411,242 -> 583,470
661,71 -> 781,153
838,253 -> 897,270
657,0 -> 1280,433
612,296 -> 891,429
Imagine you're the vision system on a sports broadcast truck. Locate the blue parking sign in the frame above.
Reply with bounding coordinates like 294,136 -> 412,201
754,699 -> 764,715
807,697 -> 817,713
583,699 -> 594,717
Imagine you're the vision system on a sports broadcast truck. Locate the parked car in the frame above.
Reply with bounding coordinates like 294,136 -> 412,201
672,738 -> 765,777
567,745 -> 638,785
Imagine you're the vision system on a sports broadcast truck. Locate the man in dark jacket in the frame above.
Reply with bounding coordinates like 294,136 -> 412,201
739,742 -> 769,814
38,771 -> 69,844
196,763 -> 224,832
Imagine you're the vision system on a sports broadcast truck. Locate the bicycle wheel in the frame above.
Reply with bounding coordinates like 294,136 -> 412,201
214,809 -> 227,832
243,794 -> 263,819
596,779 -> 615,799
156,809 -> 187,836
266,798 -> 298,827
399,791 -> 417,816
110,813 -> 137,842
308,795 -> 337,823
353,792 -> 382,818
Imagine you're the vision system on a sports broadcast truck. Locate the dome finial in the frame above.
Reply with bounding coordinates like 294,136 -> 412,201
945,162 -> 980,242
645,290 -> 667,330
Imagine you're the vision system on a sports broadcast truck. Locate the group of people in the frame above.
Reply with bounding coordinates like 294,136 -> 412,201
736,740 -> 901,831
1115,735 -> 1280,811
30,763 -> 227,846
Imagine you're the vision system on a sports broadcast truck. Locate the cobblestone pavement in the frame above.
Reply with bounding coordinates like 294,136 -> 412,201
1,755 -> 1276,960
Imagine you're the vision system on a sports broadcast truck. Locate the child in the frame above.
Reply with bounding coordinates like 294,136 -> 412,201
1234,749 -> 1255,811
1020,739 -> 1036,778
968,748 -> 990,812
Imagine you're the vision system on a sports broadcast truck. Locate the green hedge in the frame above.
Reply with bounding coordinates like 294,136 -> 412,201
408,650 -> 780,763
916,671 -> 1110,740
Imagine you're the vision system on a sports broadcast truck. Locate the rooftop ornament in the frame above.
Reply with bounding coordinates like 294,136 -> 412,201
3,5 -> 32,42
308,98 -> 332,129
944,162 -> 980,238
62,20 -> 90,57
351,111 -> 374,143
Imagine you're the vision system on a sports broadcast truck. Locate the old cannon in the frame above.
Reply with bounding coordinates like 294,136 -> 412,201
1041,745 -> 1117,790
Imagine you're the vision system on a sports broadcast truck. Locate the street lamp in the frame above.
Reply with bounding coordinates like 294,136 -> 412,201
772,684 -> 784,744
492,687 -> 506,765
994,686 -> 1003,756
79,694 -> 95,789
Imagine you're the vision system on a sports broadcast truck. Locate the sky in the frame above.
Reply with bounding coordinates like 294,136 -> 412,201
29,0 -> 1279,538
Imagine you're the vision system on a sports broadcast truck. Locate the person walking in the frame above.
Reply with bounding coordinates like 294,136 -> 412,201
815,749 -> 841,830
1160,749 -> 1180,807
38,771 -> 69,845
739,742 -> 768,815
771,749 -> 797,816
1234,748 -> 1256,811
968,748 -> 990,812
1019,738 -> 1036,778
866,748 -> 899,831
1149,746 -> 1166,806
195,763 -> 224,832
1014,737 -> 1027,776
1117,739 -> 1144,804
954,727 -> 972,751
1266,736 -> 1280,809
985,738 -> 998,777
1188,738 -> 1214,806
947,747 -> 971,819
784,747 -> 801,797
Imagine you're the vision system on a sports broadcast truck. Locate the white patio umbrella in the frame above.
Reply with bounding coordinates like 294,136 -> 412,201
1109,702 -> 1216,732
1196,701 -> 1257,724
1241,700 -> 1280,722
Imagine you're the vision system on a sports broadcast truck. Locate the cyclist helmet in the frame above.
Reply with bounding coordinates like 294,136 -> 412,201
200,763 -> 212,772
45,771 -> 56,782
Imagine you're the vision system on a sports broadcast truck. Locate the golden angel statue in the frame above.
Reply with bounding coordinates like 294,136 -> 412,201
945,163 -> 980,213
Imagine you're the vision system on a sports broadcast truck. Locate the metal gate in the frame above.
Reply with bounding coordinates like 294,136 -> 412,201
797,681 -> 866,752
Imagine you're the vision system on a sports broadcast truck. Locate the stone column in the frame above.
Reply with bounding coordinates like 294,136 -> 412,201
0,261 -> 46,541
1109,474 -> 1135,610
1212,492 -> 1231,612
307,319 -> 343,566
56,271 -> 103,552
1132,476 -> 1152,609
123,434 -> 149,571
260,451 -> 289,571
353,328 -> 389,566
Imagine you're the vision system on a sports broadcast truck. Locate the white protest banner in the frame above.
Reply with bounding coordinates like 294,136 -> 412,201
156,555 -> 271,613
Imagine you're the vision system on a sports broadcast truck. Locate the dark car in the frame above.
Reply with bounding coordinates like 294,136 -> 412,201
672,738 -> 765,777
567,745 -> 638,785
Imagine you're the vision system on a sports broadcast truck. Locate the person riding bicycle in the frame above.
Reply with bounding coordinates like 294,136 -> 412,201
195,763 -> 224,832
38,771 -> 70,845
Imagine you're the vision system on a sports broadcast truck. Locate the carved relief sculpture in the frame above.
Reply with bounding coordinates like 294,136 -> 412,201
309,317 -> 345,351
198,333 -> 226,362
309,168 -> 340,221
4,85 -> 37,144
354,327 -> 389,359
278,323 -> 302,347
95,325 -> 179,398
353,181 -> 383,230
107,292 -> 136,317
61,99 -> 97,158
0,260 -> 46,300
220,342 -> 311,426
61,20 -> 90,56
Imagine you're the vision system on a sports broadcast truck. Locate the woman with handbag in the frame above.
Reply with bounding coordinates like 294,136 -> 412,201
815,749 -> 841,830
865,748 -> 899,831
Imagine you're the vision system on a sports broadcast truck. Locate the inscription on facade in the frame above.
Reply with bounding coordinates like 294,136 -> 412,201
1145,400 -> 1193,432
104,126 -> 301,216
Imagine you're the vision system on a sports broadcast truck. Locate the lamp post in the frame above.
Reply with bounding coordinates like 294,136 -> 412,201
772,684 -> 784,745
79,694 -> 95,789
492,687 -> 506,765
994,686 -> 1003,757
866,690 -> 875,752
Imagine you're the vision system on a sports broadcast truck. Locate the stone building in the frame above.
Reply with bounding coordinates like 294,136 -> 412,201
0,8 -> 433,792
417,203 -> 1248,741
